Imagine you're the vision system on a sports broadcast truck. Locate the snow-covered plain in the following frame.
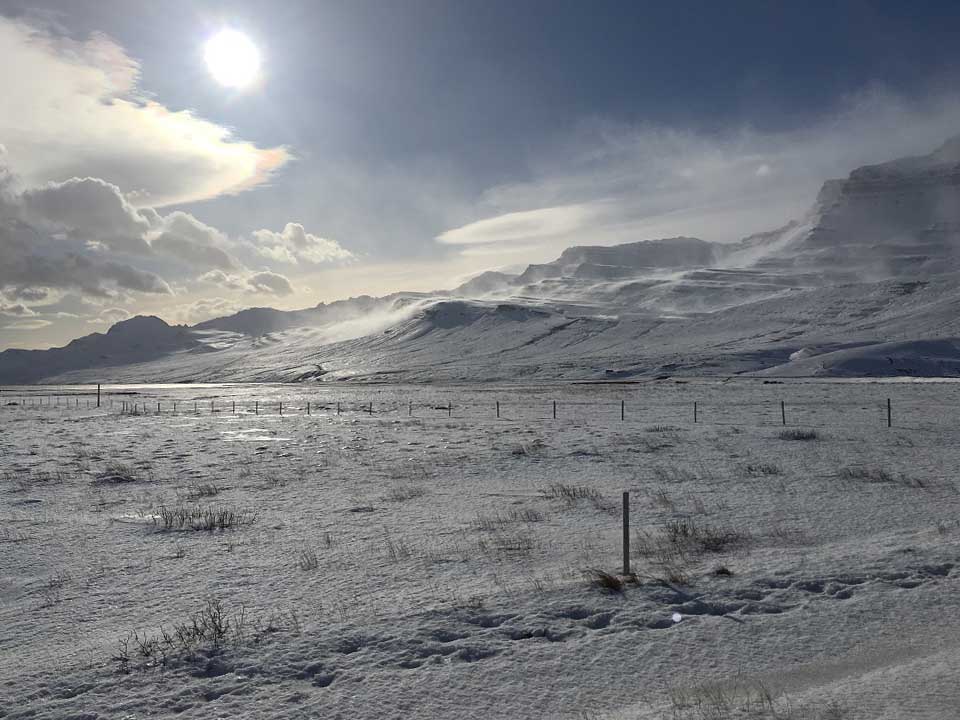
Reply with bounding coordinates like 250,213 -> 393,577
2,379 -> 959,719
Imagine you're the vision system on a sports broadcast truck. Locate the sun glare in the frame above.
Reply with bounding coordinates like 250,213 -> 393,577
204,30 -> 260,88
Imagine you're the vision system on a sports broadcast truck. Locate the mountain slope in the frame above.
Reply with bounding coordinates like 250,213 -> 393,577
4,135 -> 960,384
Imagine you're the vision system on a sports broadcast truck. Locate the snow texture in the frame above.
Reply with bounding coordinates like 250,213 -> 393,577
1,380 -> 959,718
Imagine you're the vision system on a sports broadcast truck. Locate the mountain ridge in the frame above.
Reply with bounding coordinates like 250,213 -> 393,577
4,134 -> 960,383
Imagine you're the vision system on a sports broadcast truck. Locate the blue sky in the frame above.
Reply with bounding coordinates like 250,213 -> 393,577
2,0 -> 960,347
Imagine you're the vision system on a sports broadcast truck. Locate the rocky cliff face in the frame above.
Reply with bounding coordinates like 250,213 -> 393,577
757,135 -> 960,278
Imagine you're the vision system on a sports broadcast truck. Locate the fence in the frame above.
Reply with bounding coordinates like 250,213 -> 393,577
0,382 -> 947,430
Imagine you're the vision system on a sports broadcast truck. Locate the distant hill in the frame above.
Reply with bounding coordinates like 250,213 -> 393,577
5,135 -> 960,383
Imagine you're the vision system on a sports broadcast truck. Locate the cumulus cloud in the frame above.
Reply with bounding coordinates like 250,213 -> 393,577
0,302 -> 34,316
251,223 -> 354,265
2,286 -> 50,302
197,270 -> 246,290
198,268 -> 293,296
19,177 -> 151,253
149,211 -> 240,271
246,271 -> 293,296
87,307 -> 132,325
0,218 -> 172,297
173,297 -> 243,325
0,17 -> 289,207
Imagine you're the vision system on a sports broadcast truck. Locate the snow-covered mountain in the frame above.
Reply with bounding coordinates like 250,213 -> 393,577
5,136 -> 960,384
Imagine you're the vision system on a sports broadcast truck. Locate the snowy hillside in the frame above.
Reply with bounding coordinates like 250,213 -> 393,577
5,136 -> 960,384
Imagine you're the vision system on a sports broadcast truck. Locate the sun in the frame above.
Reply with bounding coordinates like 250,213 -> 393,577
204,30 -> 261,88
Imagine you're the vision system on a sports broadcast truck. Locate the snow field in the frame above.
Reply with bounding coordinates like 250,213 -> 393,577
1,380 -> 959,718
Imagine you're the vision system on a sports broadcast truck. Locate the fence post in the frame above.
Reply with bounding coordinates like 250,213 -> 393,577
307,401 -> 311,416
781,400 -> 786,426
337,401 -> 341,416
887,398 -> 892,428
97,384 -> 101,408
232,401 -> 235,414
409,401 -> 412,417
369,402 -> 373,416
255,401 -> 258,415
157,402 -> 160,414
279,401 -> 283,416
694,401 -> 698,423
622,491 -> 630,575
496,401 -> 500,419
448,402 -> 452,417
553,400 -> 556,419
621,399 -> 625,422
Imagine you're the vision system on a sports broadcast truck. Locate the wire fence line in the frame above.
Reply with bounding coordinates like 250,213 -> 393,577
0,384 -> 943,430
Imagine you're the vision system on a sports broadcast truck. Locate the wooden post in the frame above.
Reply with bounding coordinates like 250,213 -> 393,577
211,400 -> 215,414
173,401 -> 177,413
552,400 -> 556,419
887,398 -> 892,428
496,401 -> 500,419
194,402 -> 197,414
622,491 -> 630,576
76,398 -> 79,408
255,401 -> 258,415
781,400 -> 786,426
97,384 -> 101,408
621,399 -> 625,422
279,401 -> 283,416
337,401 -> 341,416
307,401 -> 311,416
157,402 -> 160,414
369,402 -> 373,415
232,401 -> 235,414
448,402 -> 452,418
694,401 -> 698,423
408,401 -> 412,417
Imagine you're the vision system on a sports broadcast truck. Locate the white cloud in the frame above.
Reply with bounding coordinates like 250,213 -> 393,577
0,17 -> 290,207
246,270 -> 293,296
87,307 -> 132,325
197,270 -> 246,290
0,216 -> 173,297
173,297 -> 243,325
438,86 -> 960,253
19,176 -> 151,253
251,223 -> 354,265
436,204 -> 601,245
0,302 -> 34,316
0,317 -> 51,330
149,211 -> 239,271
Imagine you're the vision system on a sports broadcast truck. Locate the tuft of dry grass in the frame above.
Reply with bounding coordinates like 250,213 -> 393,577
383,484 -> 427,502
152,505 -> 257,531
667,675 -> 850,719
778,429 -> 819,441
93,463 -> 149,485
635,518 -> 750,568
584,568 -> 624,593
541,482 -> 600,501
742,462 -> 783,477
297,548 -> 319,571
837,466 -> 924,488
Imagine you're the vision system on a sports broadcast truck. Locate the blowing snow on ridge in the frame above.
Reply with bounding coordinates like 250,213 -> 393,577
5,136 -> 960,384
